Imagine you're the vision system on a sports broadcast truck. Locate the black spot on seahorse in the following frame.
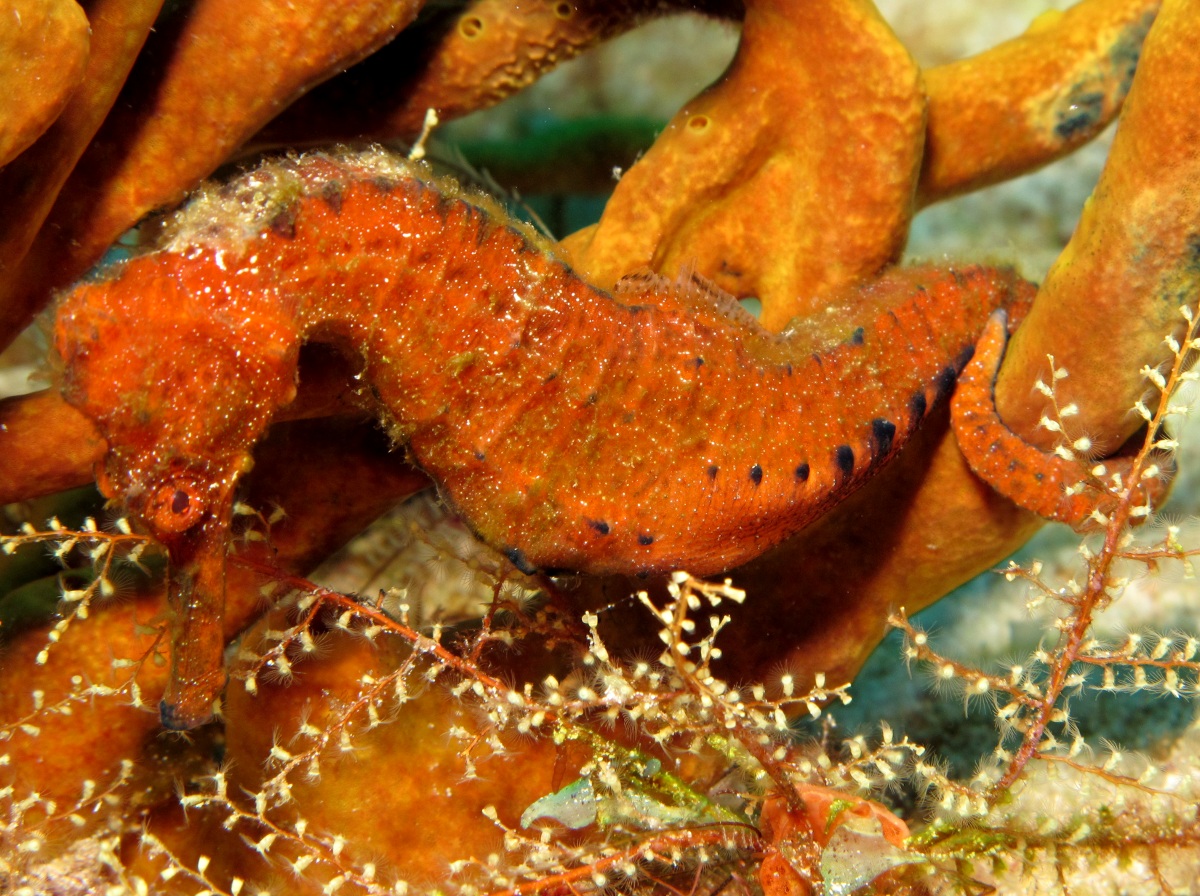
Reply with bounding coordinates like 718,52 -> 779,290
159,699 -> 193,732
849,326 -> 865,346
693,357 -> 705,368
909,390 -> 928,419
471,215 -> 493,248
371,175 -> 398,193
544,371 -> 559,383
638,533 -> 655,546
784,362 -> 793,376
955,344 -> 977,371
935,365 -> 958,403
835,445 -> 855,476
474,450 -> 486,461
795,463 -> 810,482
749,464 -> 763,485
587,519 -> 611,536
871,419 -> 897,458
505,547 -> 537,575
269,204 -> 298,238
586,392 -> 599,405
319,182 -> 344,213
707,465 -> 719,480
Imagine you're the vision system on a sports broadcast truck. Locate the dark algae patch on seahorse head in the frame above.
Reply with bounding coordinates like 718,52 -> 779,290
53,148 -> 1033,726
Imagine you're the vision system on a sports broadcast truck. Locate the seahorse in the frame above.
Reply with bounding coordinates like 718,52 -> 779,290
54,148 -> 1032,727
951,310 -> 1175,529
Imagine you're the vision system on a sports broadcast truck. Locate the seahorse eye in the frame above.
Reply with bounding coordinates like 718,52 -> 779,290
148,481 -> 205,534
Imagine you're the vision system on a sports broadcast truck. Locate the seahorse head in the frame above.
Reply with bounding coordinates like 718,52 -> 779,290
54,249 -> 300,545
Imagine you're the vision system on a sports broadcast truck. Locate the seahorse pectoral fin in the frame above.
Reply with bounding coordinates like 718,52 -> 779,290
951,310 -> 1173,529
158,514 -> 231,730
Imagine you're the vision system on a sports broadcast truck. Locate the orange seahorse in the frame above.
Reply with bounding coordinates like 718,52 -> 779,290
55,148 -> 1032,727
